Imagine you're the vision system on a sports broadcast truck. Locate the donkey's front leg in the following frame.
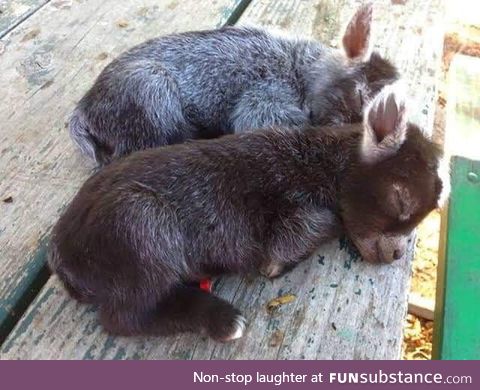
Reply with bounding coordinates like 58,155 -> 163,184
260,207 -> 341,279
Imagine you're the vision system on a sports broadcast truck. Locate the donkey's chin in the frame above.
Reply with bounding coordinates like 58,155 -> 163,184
359,250 -> 382,264
350,237 -> 389,264
361,250 -> 395,264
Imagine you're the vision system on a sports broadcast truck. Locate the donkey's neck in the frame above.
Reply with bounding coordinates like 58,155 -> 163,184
293,125 -> 362,208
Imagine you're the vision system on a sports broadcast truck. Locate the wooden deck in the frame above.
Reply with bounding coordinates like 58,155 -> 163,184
0,0 -> 445,359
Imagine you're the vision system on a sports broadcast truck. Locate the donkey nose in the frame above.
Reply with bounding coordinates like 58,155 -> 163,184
392,249 -> 403,260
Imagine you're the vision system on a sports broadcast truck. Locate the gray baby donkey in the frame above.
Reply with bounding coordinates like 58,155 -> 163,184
71,4 -> 398,165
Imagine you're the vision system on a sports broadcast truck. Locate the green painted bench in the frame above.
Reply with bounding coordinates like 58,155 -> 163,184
0,0 -> 445,359
433,54 -> 480,360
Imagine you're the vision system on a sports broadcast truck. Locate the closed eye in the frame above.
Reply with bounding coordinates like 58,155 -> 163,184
394,186 -> 410,221
358,88 -> 364,107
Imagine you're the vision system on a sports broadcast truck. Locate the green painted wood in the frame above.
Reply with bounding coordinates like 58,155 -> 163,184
0,238 -> 49,343
1,0 -> 446,359
0,0 -> 250,343
433,55 -> 480,360
433,157 -> 480,359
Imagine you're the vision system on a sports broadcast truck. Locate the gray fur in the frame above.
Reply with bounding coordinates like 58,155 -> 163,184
71,9 -> 398,165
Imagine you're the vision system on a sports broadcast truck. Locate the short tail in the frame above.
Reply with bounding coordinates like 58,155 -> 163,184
100,285 -> 247,341
69,109 -> 112,166
48,243 -> 95,304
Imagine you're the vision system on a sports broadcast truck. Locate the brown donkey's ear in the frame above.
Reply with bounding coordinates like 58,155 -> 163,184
361,83 -> 408,163
342,3 -> 373,60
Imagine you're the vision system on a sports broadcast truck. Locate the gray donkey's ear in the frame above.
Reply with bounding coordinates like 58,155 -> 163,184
342,3 -> 373,60
361,83 -> 408,163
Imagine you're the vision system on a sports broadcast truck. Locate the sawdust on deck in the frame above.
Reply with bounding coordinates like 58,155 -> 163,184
402,2 -> 480,359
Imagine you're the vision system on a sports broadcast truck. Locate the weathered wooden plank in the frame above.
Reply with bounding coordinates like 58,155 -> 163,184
433,55 -> 480,359
443,55 -> 480,161
1,0 -> 445,359
0,0 -> 50,39
0,0 -> 251,341
408,292 -> 434,321
1,241 -> 415,360
239,0 -> 444,131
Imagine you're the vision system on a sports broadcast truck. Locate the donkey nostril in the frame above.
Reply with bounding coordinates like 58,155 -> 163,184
393,249 -> 402,260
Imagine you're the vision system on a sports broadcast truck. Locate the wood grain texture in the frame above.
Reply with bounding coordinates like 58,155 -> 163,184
1,0 -> 445,359
0,0 -> 50,38
1,241 -> 415,360
0,0 -> 249,340
408,292 -> 434,321
444,55 -> 480,160
239,0 -> 445,132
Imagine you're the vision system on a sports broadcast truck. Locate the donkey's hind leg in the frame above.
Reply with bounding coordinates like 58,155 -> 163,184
99,285 -> 246,342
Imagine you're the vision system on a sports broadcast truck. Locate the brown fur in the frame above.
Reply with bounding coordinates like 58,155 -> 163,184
49,89 -> 447,341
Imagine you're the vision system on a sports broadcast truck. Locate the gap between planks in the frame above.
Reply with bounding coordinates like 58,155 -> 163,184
0,0 -> 445,359
0,0 -> 51,39
0,0 -> 253,345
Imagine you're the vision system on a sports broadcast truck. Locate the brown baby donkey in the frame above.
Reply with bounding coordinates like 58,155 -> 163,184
49,85 -> 450,342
